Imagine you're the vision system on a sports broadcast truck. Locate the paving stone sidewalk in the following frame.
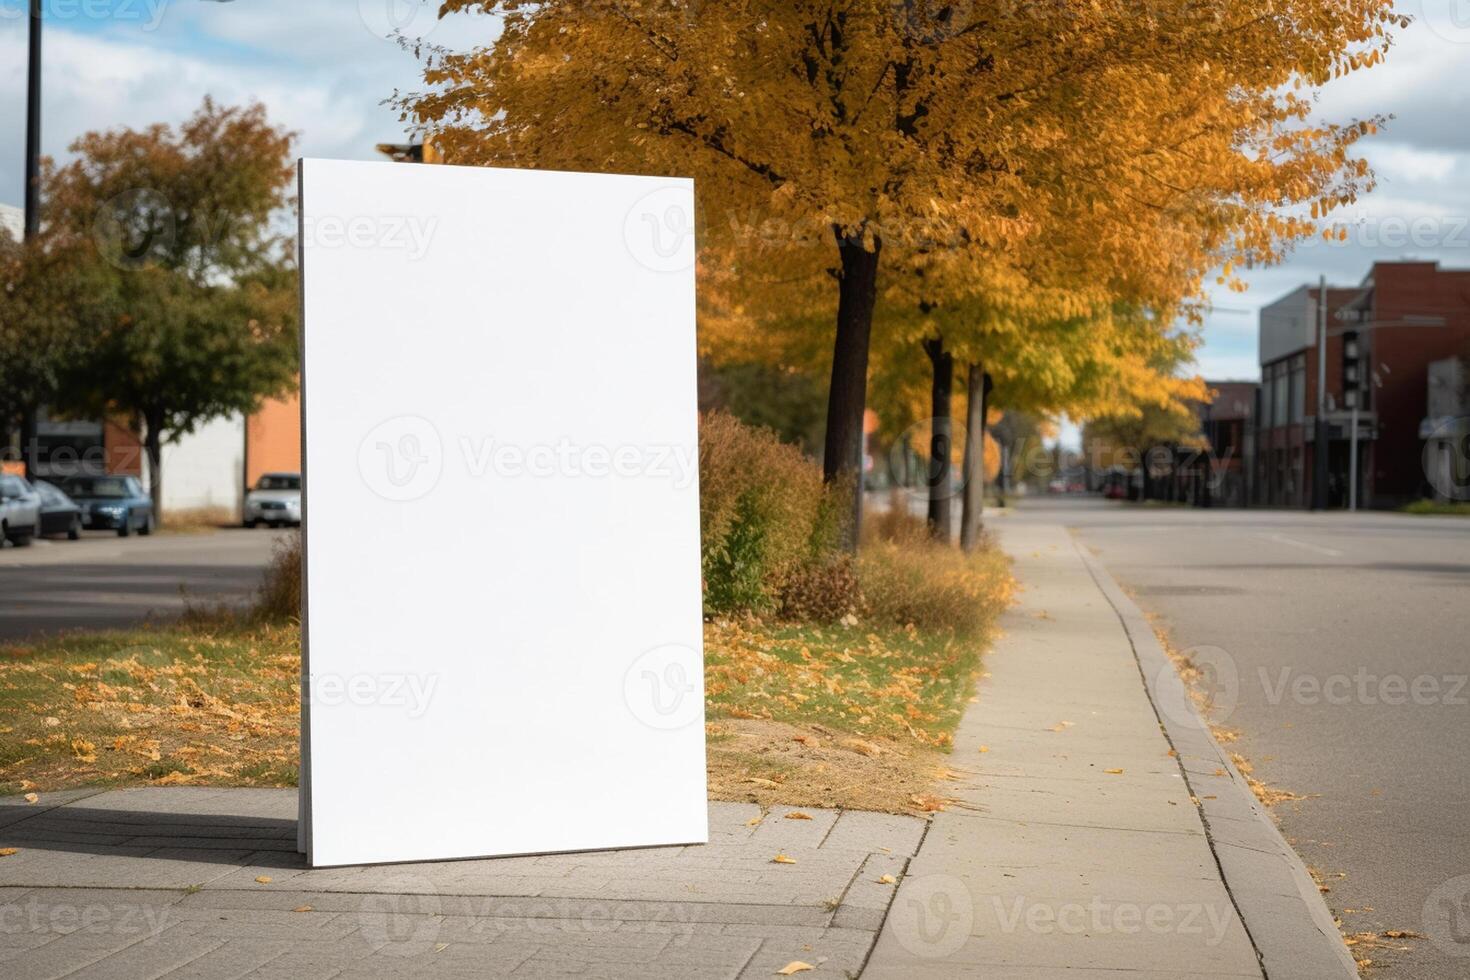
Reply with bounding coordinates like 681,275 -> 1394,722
0,788 -> 924,979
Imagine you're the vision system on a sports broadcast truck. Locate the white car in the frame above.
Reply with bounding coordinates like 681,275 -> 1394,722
0,474 -> 41,547
244,472 -> 302,528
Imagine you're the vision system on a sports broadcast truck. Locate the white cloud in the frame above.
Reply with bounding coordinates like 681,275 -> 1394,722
0,4 -> 503,208
1364,144 -> 1461,184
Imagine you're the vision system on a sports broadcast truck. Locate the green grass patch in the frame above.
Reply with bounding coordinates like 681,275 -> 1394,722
705,620 -> 988,750
1401,499 -> 1470,516
0,621 -> 299,796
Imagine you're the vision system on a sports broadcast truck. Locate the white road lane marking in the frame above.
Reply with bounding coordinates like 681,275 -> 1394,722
1258,532 -> 1344,558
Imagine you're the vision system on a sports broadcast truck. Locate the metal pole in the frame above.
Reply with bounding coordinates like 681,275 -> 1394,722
1349,404 -> 1359,512
1313,275 -> 1329,510
24,0 -> 42,240
18,0 -> 43,480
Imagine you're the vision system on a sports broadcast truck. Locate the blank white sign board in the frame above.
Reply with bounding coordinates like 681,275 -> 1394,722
297,158 -> 705,867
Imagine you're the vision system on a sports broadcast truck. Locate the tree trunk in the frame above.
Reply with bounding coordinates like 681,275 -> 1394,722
822,227 -> 881,551
922,336 -> 954,543
960,365 -> 992,553
144,409 -> 164,526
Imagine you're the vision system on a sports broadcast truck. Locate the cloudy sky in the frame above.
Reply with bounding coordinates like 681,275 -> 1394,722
2,1 -> 1467,384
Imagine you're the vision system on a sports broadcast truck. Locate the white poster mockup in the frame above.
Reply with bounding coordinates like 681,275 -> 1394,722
297,158 -> 704,867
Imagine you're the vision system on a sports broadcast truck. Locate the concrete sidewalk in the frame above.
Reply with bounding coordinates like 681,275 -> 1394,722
864,518 -> 1354,979
0,516 -> 1355,978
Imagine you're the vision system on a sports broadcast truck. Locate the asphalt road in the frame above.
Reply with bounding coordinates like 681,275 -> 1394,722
1010,496 -> 1470,978
0,527 -> 292,642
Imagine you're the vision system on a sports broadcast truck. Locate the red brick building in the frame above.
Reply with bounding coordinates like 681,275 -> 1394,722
1256,262 -> 1470,508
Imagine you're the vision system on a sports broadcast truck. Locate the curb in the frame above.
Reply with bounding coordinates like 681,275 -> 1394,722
1072,535 -> 1358,980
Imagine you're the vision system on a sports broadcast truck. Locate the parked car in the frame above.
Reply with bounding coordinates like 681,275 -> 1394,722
32,480 -> 83,540
59,475 -> 156,536
244,472 -> 302,528
0,474 -> 41,547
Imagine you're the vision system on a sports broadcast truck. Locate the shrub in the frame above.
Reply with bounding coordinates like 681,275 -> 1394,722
866,489 -> 931,544
254,531 -> 302,622
858,522 -> 1013,638
776,554 -> 861,622
699,411 -> 846,615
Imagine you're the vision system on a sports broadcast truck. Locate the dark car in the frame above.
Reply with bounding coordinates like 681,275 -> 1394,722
59,475 -> 156,537
32,480 -> 84,540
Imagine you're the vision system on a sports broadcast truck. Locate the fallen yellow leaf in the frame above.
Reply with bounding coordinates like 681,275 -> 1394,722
745,815 -> 762,827
776,963 -> 814,976
1104,768 -> 1124,775
877,874 -> 896,885
23,793 -> 38,804
977,745 -> 989,754
255,876 -> 272,884
771,853 -> 797,865
0,848 -> 17,857
292,905 -> 313,913
784,812 -> 813,821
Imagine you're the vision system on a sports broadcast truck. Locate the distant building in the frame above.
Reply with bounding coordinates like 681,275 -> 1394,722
0,202 -> 22,239
1256,261 -> 1470,509
1423,356 -> 1468,502
1197,381 -> 1257,508
24,394 -> 300,520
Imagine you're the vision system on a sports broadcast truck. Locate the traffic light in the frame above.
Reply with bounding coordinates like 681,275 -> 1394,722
1341,330 -> 1367,409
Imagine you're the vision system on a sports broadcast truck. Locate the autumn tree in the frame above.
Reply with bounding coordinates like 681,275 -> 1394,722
405,0 -> 1400,547
42,99 -> 298,520
0,233 -> 115,471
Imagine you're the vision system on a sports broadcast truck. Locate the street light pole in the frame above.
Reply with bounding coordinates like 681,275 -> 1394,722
24,0 -> 42,240
17,0 -> 43,478
1349,403 -> 1359,511
1313,275 -> 1329,510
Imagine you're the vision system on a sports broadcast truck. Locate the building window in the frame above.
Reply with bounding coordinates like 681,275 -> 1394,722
1290,356 -> 1306,423
1261,364 -> 1275,429
1273,367 -> 1289,428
